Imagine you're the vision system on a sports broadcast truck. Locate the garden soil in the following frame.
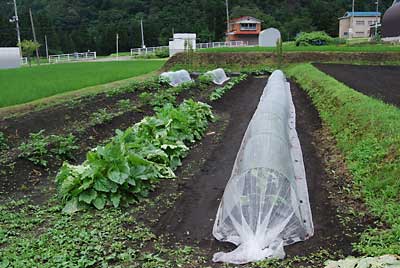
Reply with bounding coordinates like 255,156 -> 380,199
155,76 -> 358,265
314,63 -> 400,108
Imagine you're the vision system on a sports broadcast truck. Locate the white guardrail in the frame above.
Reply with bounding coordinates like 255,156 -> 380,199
130,41 -> 249,56
130,46 -> 169,56
48,52 -> 97,64
196,40 -> 248,49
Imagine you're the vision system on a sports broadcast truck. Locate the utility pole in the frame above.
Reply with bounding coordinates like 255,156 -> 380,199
45,34 -> 49,62
225,0 -> 230,38
116,33 -> 119,60
10,0 -> 22,55
350,0 -> 355,39
140,19 -> 145,48
375,0 -> 379,37
29,8 -> 40,65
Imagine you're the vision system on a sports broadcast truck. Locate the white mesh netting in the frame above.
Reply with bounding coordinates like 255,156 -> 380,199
205,68 -> 230,85
160,69 -> 192,87
212,70 -> 314,264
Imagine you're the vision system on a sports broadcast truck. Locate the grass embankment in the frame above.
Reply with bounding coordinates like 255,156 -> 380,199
200,43 -> 400,53
0,60 -> 165,108
286,63 -> 400,255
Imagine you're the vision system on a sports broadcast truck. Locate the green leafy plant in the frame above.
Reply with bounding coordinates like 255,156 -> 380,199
106,77 -> 164,97
117,99 -> 132,111
0,132 -> 8,150
155,48 -> 169,58
90,108 -> 115,125
197,74 -> 214,90
56,100 -> 214,213
139,81 -> 194,109
18,131 -> 78,167
295,31 -> 333,46
49,134 -> 79,161
209,74 -> 247,101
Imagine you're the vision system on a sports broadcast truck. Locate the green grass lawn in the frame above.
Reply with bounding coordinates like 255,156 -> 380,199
199,43 -> 400,53
0,60 -> 165,108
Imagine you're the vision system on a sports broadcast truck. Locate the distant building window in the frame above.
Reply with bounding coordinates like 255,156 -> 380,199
356,31 -> 365,34
344,32 -> 349,36
368,20 -> 373,25
240,23 -> 257,31
356,20 -> 365,25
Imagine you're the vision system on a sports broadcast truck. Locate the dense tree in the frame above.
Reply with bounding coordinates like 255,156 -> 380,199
0,0 -> 394,55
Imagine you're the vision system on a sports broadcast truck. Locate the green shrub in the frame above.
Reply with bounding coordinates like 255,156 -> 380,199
56,100 -> 213,213
286,63 -> 400,255
155,48 -> 169,58
295,31 -> 333,46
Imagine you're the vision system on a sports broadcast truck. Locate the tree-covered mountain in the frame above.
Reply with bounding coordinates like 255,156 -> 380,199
0,0 -> 393,55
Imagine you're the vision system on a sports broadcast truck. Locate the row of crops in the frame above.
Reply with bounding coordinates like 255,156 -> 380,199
51,68 -> 249,213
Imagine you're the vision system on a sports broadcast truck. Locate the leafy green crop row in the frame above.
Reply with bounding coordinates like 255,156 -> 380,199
139,82 -> 195,109
56,100 -> 213,213
18,130 -> 78,167
209,74 -> 248,101
286,63 -> 400,255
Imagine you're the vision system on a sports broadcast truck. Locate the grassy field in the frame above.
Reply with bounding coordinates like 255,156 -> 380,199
286,63 -> 400,255
200,43 -> 400,53
0,60 -> 165,108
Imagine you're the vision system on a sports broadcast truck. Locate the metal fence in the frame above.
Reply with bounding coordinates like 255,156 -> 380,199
130,41 -> 250,56
130,46 -> 169,56
196,40 -> 248,49
48,52 -> 97,64
21,57 -> 28,65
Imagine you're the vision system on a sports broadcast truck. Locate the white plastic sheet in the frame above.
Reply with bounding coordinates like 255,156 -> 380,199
212,70 -> 314,264
205,68 -> 230,85
160,70 -> 192,87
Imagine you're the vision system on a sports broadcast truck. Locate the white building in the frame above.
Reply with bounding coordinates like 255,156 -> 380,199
169,33 -> 196,56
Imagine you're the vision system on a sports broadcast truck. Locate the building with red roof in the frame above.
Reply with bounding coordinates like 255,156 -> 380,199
226,16 -> 262,45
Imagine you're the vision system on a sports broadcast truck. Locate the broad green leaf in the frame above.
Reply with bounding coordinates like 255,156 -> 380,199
78,189 -> 98,204
108,169 -> 128,185
62,198 -> 79,214
94,177 -> 112,192
110,193 -> 121,208
93,194 -> 106,210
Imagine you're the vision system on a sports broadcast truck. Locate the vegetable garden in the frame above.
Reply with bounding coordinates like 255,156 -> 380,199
0,56 -> 399,267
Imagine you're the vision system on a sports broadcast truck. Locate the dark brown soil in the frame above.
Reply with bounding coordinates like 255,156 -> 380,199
0,80 -> 218,203
153,77 -> 359,266
0,90 -> 149,147
0,101 -> 152,203
313,63 -> 400,108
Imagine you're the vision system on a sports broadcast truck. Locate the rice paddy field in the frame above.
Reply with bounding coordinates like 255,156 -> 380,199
0,60 -> 166,108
